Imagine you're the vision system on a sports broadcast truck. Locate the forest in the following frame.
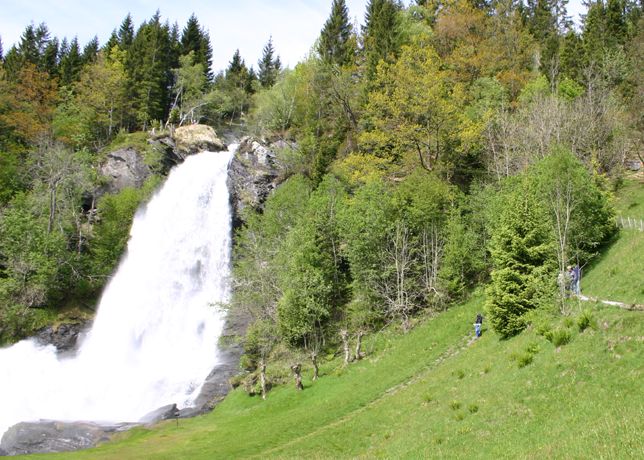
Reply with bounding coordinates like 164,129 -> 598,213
0,0 -> 641,397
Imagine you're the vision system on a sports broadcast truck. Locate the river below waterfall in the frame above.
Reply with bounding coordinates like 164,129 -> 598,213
0,146 -> 235,438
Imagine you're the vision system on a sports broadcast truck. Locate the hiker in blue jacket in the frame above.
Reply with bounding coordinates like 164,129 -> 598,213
474,313 -> 483,338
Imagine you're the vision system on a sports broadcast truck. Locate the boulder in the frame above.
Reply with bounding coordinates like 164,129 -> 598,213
139,404 -> 179,425
99,147 -> 152,194
35,321 -> 90,354
227,137 -> 287,228
174,124 -> 226,155
0,421 -> 134,456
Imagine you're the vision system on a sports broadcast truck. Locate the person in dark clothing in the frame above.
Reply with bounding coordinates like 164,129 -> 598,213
474,313 -> 483,338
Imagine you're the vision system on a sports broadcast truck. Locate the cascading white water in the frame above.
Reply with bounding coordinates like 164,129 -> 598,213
0,146 -> 236,438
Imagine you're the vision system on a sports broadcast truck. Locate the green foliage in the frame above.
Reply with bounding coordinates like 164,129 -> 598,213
89,177 -> 160,283
338,179 -> 396,320
360,38 -> 458,173
362,0 -> 404,80
318,0 -> 356,67
577,310 -> 595,332
486,176 -> 555,338
545,327 -> 572,347
276,176 -> 348,345
257,36 -> 281,88
512,341 -> 540,368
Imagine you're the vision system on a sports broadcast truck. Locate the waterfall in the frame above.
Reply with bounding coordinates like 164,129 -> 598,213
0,146 -> 236,437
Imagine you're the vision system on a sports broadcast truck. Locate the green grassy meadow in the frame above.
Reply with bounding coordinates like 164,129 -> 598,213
19,178 -> 644,460
22,293 -> 643,460
583,178 -> 643,305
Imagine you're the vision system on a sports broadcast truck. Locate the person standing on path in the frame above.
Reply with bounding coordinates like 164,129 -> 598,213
572,264 -> 581,295
474,313 -> 483,338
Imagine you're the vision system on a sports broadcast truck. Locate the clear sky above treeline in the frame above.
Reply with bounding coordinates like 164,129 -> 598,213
1,0 -> 587,74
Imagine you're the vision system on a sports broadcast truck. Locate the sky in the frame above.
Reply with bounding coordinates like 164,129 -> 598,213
0,0 -> 587,75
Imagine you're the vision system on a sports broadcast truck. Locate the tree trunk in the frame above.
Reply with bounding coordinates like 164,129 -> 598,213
291,363 -> 303,391
340,329 -> 350,365
354,331 -> 365,361
310,352 -> 319,381
259,359 -> 267,400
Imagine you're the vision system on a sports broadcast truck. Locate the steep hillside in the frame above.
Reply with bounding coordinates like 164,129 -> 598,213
18,180 -> 643,460
25,296 -> 642,459
582,178 -> 643,305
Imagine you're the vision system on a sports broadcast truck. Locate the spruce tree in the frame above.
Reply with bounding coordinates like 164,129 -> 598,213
82,36 -> 99,65
118,13 -> 135,50
42,37 -> 59,78
59,37 -> 83,86
362,0 -> 403,80
486,178 -> 555,338
258,36 -> 281,88
0,36 -> 4,62
318,0 -> 354,67
104,31 -> 119,53
181,14 -> 212,80
127,12 -> 174,128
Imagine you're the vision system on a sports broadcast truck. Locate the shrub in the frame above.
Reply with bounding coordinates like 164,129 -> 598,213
577,310 -> 595,332
546,327 -> 572,347
512,342 -> 540,368
516,352 -> 534,368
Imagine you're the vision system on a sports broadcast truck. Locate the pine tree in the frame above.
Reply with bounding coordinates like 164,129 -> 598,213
180,14 -> 212,80
318,0 -> 355,67
0,36 -> 4,62
258,36 -> 281,88
362,0 -> 403,80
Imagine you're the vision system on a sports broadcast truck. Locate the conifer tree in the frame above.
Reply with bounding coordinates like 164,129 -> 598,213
42,37 -> 59,78
485,178 -> 554,338
127,12 -> 174,128
181,14 -> 213,80
0,36 -> 3,62
362,0 -> 403,80
82,36 -> 99,65
318,0 -> 355,67
228,49 -> 244,75
59,37 -> 82,86
104,31 -> 119,53
118,13 -> 135,50
257,36 -> 281,88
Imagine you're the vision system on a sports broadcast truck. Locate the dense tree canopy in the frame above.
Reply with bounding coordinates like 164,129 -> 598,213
0,1 -> 638,373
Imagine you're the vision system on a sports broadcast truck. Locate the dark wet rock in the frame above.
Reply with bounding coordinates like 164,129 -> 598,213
227,136 -> 288,228
99,147 -> 152,194
140,404 -> 179,425
178,308 -> 250,417
0,420 -> 135,456
34,321 -> 91,354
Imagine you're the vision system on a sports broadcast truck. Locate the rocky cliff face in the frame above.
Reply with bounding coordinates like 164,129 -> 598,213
99,125 -> 226,196
99,148 -> 152,195
227,136 -> 288,228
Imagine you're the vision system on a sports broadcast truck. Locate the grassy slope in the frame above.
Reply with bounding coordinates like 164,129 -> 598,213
583,178 -> 644,305
21,180 -> 644,460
